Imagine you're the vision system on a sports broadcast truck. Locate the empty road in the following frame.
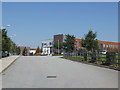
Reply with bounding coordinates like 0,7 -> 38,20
2,56 -> 118,88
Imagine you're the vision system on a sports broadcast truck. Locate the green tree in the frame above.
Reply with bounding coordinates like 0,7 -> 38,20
54,41 -> 63,49
2,29 -> 12,56
23,47 -> 27,56
81,30 -> 99,52
35,46 -> 40,54
63,34 -> 75,53
16,47 -> 20,55
54,41 -> 63,54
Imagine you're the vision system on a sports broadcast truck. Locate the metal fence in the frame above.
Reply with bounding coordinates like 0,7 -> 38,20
64,51 -> 120,67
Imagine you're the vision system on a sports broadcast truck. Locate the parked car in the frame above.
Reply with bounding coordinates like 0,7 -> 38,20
102,50 -> 107,54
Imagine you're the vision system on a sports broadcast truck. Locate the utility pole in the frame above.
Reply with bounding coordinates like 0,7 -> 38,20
58,40 -> 59,55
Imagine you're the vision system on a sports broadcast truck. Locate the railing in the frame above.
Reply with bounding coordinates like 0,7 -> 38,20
64,51 -> 120,69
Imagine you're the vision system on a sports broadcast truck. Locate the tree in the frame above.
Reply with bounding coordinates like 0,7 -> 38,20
54,41 -> 63,54
81,30 -> 99,52
35,46 -> 40,54
1,28 -> 18,57
63,34 -> 75,53
54,41 -> 63,49
2,29 -> 12,56
16,47 -> 20,55
23,47 -> 27,56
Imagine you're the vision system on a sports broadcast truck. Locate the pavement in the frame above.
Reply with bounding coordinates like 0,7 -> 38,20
0,55 -> 20,90
2,56 -> 118,88
0,56 -> 20,73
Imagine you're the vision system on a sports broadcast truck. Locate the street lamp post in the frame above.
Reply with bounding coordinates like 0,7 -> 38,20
58,40 -> 59,55
10,34 -> 16,55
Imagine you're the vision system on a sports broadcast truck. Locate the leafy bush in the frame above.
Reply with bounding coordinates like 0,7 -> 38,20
83,51 -> 87,61
90,52 -> 97,63
105,51 -> 116,65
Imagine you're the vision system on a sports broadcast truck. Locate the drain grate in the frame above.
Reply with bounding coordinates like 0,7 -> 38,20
47,75 -> 57,78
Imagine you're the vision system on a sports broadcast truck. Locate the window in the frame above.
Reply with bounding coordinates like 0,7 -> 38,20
111,44 -> 112,47
76,41 -> 78,45
103,44 -> 105,47
79,42 -> 81,45
113,45 -> 114,48
100,44 -> 103,50
76,47 -> 78,51
107,44 -> 108,48
44,43 -> 47,45
42,43 -> 44,47
49,42 -> 52,45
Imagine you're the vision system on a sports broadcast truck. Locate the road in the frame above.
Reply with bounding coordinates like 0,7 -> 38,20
2,56 -> 118,88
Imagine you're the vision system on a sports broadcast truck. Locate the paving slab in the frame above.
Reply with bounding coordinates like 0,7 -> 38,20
0,56 -> 20,73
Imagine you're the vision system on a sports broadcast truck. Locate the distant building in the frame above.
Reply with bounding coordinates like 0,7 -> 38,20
54,34 -> 120,52
75,38 -> 120,51
54,34 -> 65,43
41,40 -> 53,55
20,46 -> 30,56
53,34 -> 65,54
29,48 -> 37,55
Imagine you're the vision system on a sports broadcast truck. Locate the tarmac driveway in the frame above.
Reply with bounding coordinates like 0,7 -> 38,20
2,56 -> 118,88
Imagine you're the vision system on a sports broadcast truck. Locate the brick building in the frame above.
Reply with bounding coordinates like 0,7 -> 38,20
20,46 -> 30,56
53,34 -> 65,54
75,38 -> 120,51
54,34 -> 120,52
54,34 -> 64,43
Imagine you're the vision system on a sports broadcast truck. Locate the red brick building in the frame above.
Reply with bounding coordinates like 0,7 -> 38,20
54,34 -> 120,52
20,46 -> 30,56
75,38 -> 120,51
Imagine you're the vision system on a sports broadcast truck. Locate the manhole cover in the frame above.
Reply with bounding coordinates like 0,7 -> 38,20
47,75 -> 57,78
2,73 -> 5,75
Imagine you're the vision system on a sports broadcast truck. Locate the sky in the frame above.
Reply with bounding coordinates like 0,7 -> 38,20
2,2 -> 118,48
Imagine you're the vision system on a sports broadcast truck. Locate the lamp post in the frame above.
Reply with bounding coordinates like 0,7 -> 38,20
10,34 -> 16,55
58,40 -> 59,55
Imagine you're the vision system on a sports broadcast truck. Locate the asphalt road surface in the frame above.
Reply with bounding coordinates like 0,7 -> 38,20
2,56 -> 118,88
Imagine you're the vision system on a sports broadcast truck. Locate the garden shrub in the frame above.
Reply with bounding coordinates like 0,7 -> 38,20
105,51 -> 116,65
84,51 -> 87,61
90,52 -> 97,63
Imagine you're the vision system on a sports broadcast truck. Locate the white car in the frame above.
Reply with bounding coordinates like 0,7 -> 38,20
102,50 -> 107,54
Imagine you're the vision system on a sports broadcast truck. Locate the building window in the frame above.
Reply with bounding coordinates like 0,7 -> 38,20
111,44 -> 112,48
76,47 -> 78,51
79,42 -> 81,46
107,44 -> 108,48
113,45 -> 114,48
49,42 -> 52,45
100,44 -> 103,51
44,43 -> 47,46
42,43 -> 44,47
109,44 -> 110,48
103,44 -> 105,47
76,41 -> 78,45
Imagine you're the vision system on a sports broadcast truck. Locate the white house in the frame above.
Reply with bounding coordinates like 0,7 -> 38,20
41,40 -> 53,55
29,49 -> 37,55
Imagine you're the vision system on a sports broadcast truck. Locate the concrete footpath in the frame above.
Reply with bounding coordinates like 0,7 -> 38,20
0,56 -> 20,73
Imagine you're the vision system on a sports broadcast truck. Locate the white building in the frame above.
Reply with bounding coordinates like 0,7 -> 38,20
41,40 -> 53,55
29,49 -> 37,55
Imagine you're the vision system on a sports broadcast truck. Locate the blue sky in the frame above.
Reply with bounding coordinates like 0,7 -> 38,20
3,2 -> 118,48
